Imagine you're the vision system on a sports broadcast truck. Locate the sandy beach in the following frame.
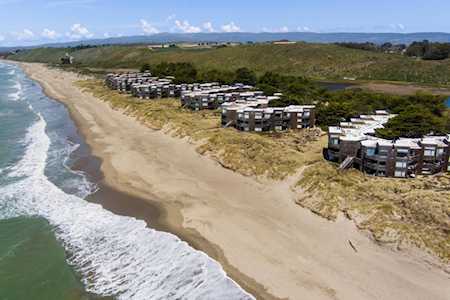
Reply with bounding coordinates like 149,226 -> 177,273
18,62 -> 449,300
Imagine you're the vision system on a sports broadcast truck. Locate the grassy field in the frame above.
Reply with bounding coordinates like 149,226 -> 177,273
77,80 -> 449,263
11,43 -> 450,85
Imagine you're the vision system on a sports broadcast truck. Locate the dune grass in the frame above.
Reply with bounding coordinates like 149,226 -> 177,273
297,161 -> 450,262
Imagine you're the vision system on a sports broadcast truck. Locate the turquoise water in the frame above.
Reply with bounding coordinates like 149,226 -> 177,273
0,62 -> 254,300
0,63 -> 98,300
0,217 -> 89,300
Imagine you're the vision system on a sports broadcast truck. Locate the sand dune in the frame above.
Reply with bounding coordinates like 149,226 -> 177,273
19,62 -> 449,300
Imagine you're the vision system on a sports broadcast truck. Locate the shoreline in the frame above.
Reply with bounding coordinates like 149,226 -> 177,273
15,60 -> 279,300
17,61 -> 450,300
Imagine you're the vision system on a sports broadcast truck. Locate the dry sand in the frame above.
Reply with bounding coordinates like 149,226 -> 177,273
18,62 -> 449,300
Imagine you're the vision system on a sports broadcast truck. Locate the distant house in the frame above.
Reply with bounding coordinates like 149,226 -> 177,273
272,40 -> 296,45
61,53 -> 74,64
147,44 -> 168,50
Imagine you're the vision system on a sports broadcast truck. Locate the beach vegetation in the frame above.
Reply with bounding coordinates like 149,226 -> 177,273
297,161 -> 450,262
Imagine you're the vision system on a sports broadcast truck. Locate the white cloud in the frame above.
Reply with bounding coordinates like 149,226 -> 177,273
174,20 -> 201,33
261,26 -> 290,33
221,22 -> 240,33
203,22 -> 215,33
66,23 -> 93,39
297,26 -> 312,32
42,28 -> 58,39
390,23 -> 406,32
0,34 -> 4,42
140,19 -> 159,35
14,29 -> 35,40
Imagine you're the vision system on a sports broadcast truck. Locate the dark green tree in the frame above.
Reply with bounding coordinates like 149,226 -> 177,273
234,68 -> 257,85
376,106 -> 447,139
140,63 -> 151,72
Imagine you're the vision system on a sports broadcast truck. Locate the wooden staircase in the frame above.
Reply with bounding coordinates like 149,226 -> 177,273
339,156 -> 355,171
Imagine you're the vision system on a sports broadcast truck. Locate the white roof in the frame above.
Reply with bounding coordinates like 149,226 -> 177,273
335,112 -> 396,142
329,126 -> 342,134
422,136 -> 448,147
395,139 -> 421,149
224,104 -> 316,114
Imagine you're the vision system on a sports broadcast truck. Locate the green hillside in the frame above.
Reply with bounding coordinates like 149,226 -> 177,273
9,43 -> 450,85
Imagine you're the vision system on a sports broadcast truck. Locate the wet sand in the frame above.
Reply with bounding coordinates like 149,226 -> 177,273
17,61 -> 450,300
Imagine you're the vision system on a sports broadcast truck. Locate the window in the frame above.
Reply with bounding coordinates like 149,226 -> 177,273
395,161 -> 407,168
396,148 -> 409,157
395,170 -> 406,177
366,148 -> 376,156
437,148 -> 444,156
304,111 -> 310,117
379,149 -> 389,156
424,147 -> 436,157
255,127 -> 262,132
331,138 -> 339,145
255,113 -> 263,119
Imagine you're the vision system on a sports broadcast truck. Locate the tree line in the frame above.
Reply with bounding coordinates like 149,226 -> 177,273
335,42 -> 406,53
405,40 -> 450,60
336,40 -> 450,60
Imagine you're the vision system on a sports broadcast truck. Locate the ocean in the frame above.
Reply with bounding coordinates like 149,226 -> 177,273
0,62 -> 254,300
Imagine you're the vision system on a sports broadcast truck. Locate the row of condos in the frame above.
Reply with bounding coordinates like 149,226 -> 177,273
221,101 -> 316,132
131,81 -> 180,99
181,89 -> 277,110
324,111 -> 450,178
105,72 -> 157,92
105,72 -> 254,102
105,72 -> 317,133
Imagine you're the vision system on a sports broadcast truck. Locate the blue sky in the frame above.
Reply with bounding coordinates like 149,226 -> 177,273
0,0 -> 449,46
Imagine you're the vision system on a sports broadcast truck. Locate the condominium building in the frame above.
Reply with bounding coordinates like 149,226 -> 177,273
180,84 -> 254,110
324,111 -> 450,177
221,102 -> 316,132
105,72 -> 155,92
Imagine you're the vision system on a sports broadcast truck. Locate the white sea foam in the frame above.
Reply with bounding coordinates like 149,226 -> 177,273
0,115 -> 254,299
8,81 -> 22,101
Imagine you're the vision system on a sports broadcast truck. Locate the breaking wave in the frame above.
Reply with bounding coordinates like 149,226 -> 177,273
0,112 -> 253,299
7,81 -> 22,101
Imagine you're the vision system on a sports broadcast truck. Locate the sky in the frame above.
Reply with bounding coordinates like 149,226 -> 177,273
0,0 -> 449,46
